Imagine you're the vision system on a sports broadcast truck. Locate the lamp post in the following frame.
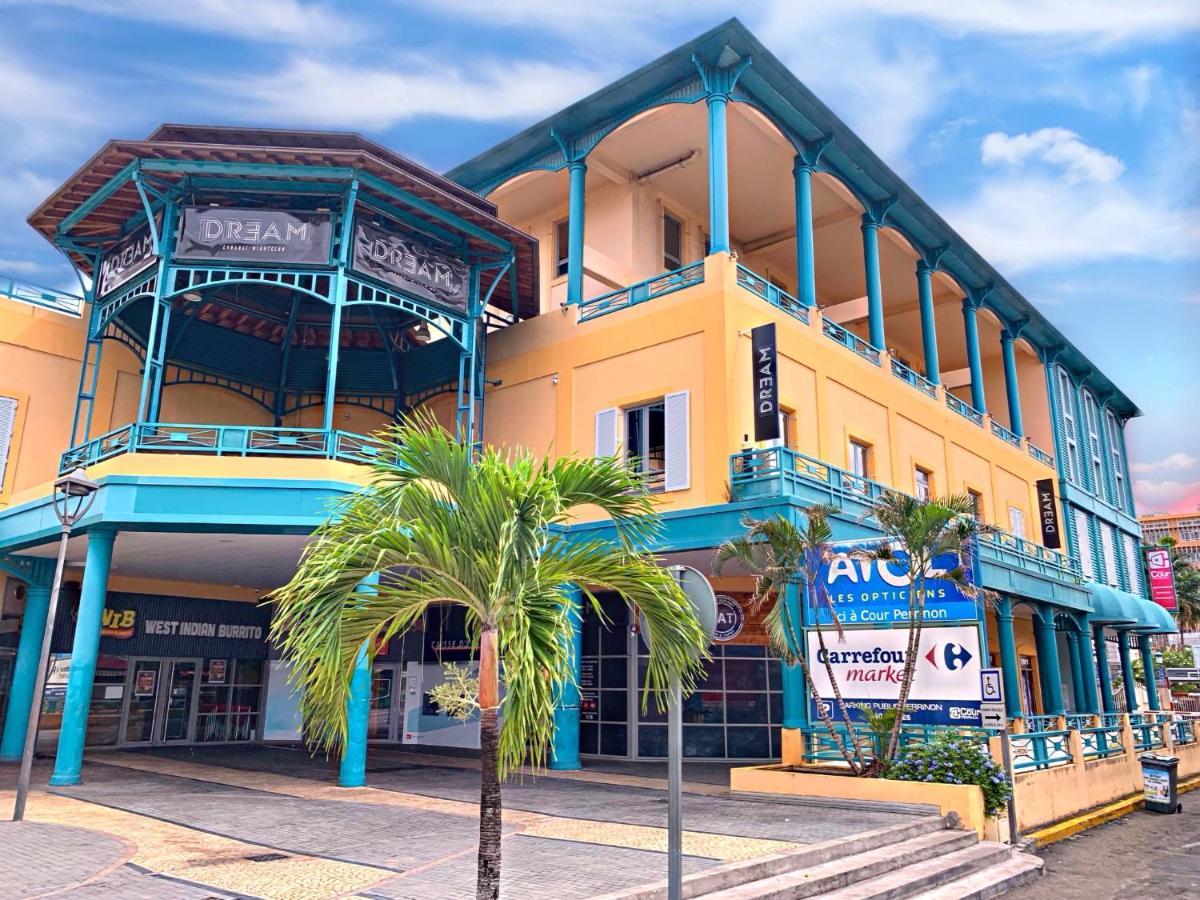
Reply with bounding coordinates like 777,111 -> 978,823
11,467 -> 98,821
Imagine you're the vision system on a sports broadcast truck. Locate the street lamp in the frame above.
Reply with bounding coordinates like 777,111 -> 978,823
11,467 -> 98,821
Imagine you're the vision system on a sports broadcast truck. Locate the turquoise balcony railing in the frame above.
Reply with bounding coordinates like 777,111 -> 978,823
734,264 -> 809,324
1174,718 -> 1197,745
990,420 -> 1022,447
1130,712 -> 1168,751
574,262 -> 704,322
1081,720 -> 1124,759
981,531 -> 1080,582
1,274 -> 84,317
1027,442 -> 1054,467
59,422 -> 385,473
1064,713 -> 1094,731
945,392 -> 985,427
889,358 -> 937,398
730,446 -> 890,508
821,317 -> 881,365
1010,727 -> 1072,771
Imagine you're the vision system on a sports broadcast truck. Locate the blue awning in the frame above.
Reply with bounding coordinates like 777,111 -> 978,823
1086,582 -> 1177,633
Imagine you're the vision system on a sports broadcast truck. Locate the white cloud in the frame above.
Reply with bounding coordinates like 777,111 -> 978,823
0,257 -> 47,275
15,0 -> 360,46
981,128 -> 1124,183
1124,64 -> 1158,114
1134,478 -> 1200,514
204,56 -> 611,129
1132,452 -> 1199,474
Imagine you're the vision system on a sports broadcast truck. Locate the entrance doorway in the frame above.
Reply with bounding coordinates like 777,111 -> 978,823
122,658 -> 199,745
369,663 -> 406,742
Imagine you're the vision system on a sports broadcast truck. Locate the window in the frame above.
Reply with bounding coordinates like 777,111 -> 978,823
1057,368 -> 1080,485
1009,506 -> 1025,539
1074,509 -> 1095,580
1100,523 -> 1119,588
625,401 -> 666,490
663,213 -> 683,270
1082,390 -> 1106,500
968,489 -> 984,521
0,396 -> 16,489
765,409 -> 792,450
554,219 -> 569,277
702,231 -> 711,258
914,466 -> 932,501
848,439 -> 871,479
1105,411 -> 1126,509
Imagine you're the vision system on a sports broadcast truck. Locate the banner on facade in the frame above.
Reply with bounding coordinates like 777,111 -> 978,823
175,207 -> 333,265
1034,478 -> 1062,549
98,225 -> 157,297
351,220 -> 469,313
750,323 -> 780,442
807,625 -> 983,726
1146,547 -> 1178,610
807,541 -> 978,626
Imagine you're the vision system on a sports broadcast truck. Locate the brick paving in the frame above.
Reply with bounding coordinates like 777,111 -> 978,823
0,747 -> 928,898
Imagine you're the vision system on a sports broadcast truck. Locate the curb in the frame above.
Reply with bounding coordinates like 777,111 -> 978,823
1025,774 -> 1200,848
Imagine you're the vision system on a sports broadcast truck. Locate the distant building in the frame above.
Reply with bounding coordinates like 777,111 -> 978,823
1140,511 -> 1200,567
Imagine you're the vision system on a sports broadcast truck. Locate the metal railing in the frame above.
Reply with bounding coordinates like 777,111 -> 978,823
800,723 -> 992,764
1028,442 -> 1055,467
1064,713 -> 1094,731
574,262 -> 704,322
821,318 -> 881,365
1174,717 -> 1197,745
890,359 -> 937,398
981,531 -> 1081,582
991,419 -> 1022,447
945,392 -> 985,426
1081,720 -> 1124,758
1010,727 -> 1073,771
730,446 -> 890,508
59,422 -> 385,473
1,274 -> 84,317
734,264 -> 810,324
1023,714 -> 1060,733
1130,712 -> 1168,751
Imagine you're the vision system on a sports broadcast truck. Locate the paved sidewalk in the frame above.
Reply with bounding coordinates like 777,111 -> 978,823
0,747 -> 927,898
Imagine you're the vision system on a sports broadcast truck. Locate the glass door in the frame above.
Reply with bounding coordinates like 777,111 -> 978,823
123,659 -> 162,744
369,666 -> 396,741
159,660 -> 197,742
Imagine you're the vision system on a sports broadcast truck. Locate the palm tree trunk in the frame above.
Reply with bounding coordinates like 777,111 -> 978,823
476,627 -> 502,900
886,578 -> 924,761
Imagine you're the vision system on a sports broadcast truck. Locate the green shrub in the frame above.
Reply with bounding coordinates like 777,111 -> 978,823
886,732 -> 1012,817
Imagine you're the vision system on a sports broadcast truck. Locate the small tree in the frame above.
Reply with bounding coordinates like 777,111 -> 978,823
864,492 -> 996,761
271,418 -> 708,900
1158,537 -> 1200,634
715,505 -> 871,774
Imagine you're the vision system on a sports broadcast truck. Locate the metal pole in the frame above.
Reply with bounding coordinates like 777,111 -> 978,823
667,676 -> 682,900
12,525 -> 70,821
1000,729 -> 1019,845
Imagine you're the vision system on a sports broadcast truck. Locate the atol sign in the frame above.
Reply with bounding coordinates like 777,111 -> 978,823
807,625 -> 983,726
1146,547 -> 1178,611
807,541 -> 978,626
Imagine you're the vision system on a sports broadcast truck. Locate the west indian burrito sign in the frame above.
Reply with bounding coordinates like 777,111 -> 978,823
807,625 -> 983,726
807,540 -> 979,627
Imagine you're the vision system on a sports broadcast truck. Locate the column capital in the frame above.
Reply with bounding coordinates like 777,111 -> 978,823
917,244 -> 949,274
964,283 -> 994,310
550,128 -> 588,166
1001,318 -> 1030,342
692,53 -> 752,101
0,554 -> 56,589
861,196 -> 898,229
793,134 -> 833,173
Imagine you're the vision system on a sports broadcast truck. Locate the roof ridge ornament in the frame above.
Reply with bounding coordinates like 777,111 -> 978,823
691,52 -> 752,100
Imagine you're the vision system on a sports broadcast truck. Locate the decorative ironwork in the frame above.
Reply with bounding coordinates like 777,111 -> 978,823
575,263 -> 705,322
730,446 -> 889,508
821,318 -> 881,365
983,531 -> 1080,582
734,264 -> 809,324
1028,442 -> 1055,467
1010,727 -> 1072,771
344,275 -> 468,348
0,274 -> 84,317
94,270 -> 158,335
167,266 -> 335,304
890,358 -> 937,398
991,419 -> 1022,447
1081,721 -> 1124,758
945,392 -> 985,426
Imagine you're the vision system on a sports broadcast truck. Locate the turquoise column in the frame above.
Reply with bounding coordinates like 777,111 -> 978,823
861,217 -> 885,350
793,159 -> 817,308
1118,632 -> 1138,712
0,581 -> 52,760
962,300 -> 986,412
1001,330 -> 1024,437
1138,634 -> 1160,711
1074,621 -> 1100,714
1092,624 -> 1115,713
1066,630 -> 1085,712
49,529 -> 115,786
338,573 -> 377,788
550,586 -> 583,770
1033,606 -> 1064,715
916,262 -> 940,384
706,92 -> 731,253
566,160 -> 587,305
780,581 -> 808,729
994,597 -> 1023,719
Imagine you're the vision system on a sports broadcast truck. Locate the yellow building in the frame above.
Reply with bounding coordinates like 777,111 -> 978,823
1141,511 -> 1200,567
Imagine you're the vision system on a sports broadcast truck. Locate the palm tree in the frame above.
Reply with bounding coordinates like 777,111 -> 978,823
270,417 -> 708,900
1159,537 -> 1200,633
715,505 -> 871,774
864,491 -> 996,761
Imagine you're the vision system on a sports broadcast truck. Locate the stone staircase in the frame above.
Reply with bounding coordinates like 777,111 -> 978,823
601,815 -> 1042,900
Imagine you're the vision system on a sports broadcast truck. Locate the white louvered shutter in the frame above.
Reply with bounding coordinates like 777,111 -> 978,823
1123,535 -> 1142,596
1074,509 -> 1095,580
663,390 -> 690,492
594,407 -> 619,458
0,397 -> 16,488
1100,523 -> 1118,587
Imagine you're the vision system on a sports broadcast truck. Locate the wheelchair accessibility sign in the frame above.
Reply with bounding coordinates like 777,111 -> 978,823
979,668 -> 1005,728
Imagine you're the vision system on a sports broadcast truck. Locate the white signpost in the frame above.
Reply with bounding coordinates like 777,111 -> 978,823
979,668 -> 1006,730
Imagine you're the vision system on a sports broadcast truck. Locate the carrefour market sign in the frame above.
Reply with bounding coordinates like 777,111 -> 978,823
807,541 -> 978,626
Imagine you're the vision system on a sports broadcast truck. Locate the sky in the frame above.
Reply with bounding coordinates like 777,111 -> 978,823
0,1 -> 1197,512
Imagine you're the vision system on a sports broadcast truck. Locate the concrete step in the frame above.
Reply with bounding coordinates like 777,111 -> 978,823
698,829 -> 979,900
594,816 -> 950,900
911,853 -> 1044,900
814,842 -> 1017,900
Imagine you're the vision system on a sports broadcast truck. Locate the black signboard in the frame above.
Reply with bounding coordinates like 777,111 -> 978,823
1035,478 -> 1062,549
175,207 -> 333,265
98,226 -> 156,297
51,591 -> 271,659
352,221 -> 469,313
751,322 -> 780,442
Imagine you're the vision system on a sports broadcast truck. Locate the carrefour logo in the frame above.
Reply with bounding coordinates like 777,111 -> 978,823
924,642 -> 973,671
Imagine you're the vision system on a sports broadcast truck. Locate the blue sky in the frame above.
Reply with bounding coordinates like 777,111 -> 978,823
1,1 -> 1196,511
